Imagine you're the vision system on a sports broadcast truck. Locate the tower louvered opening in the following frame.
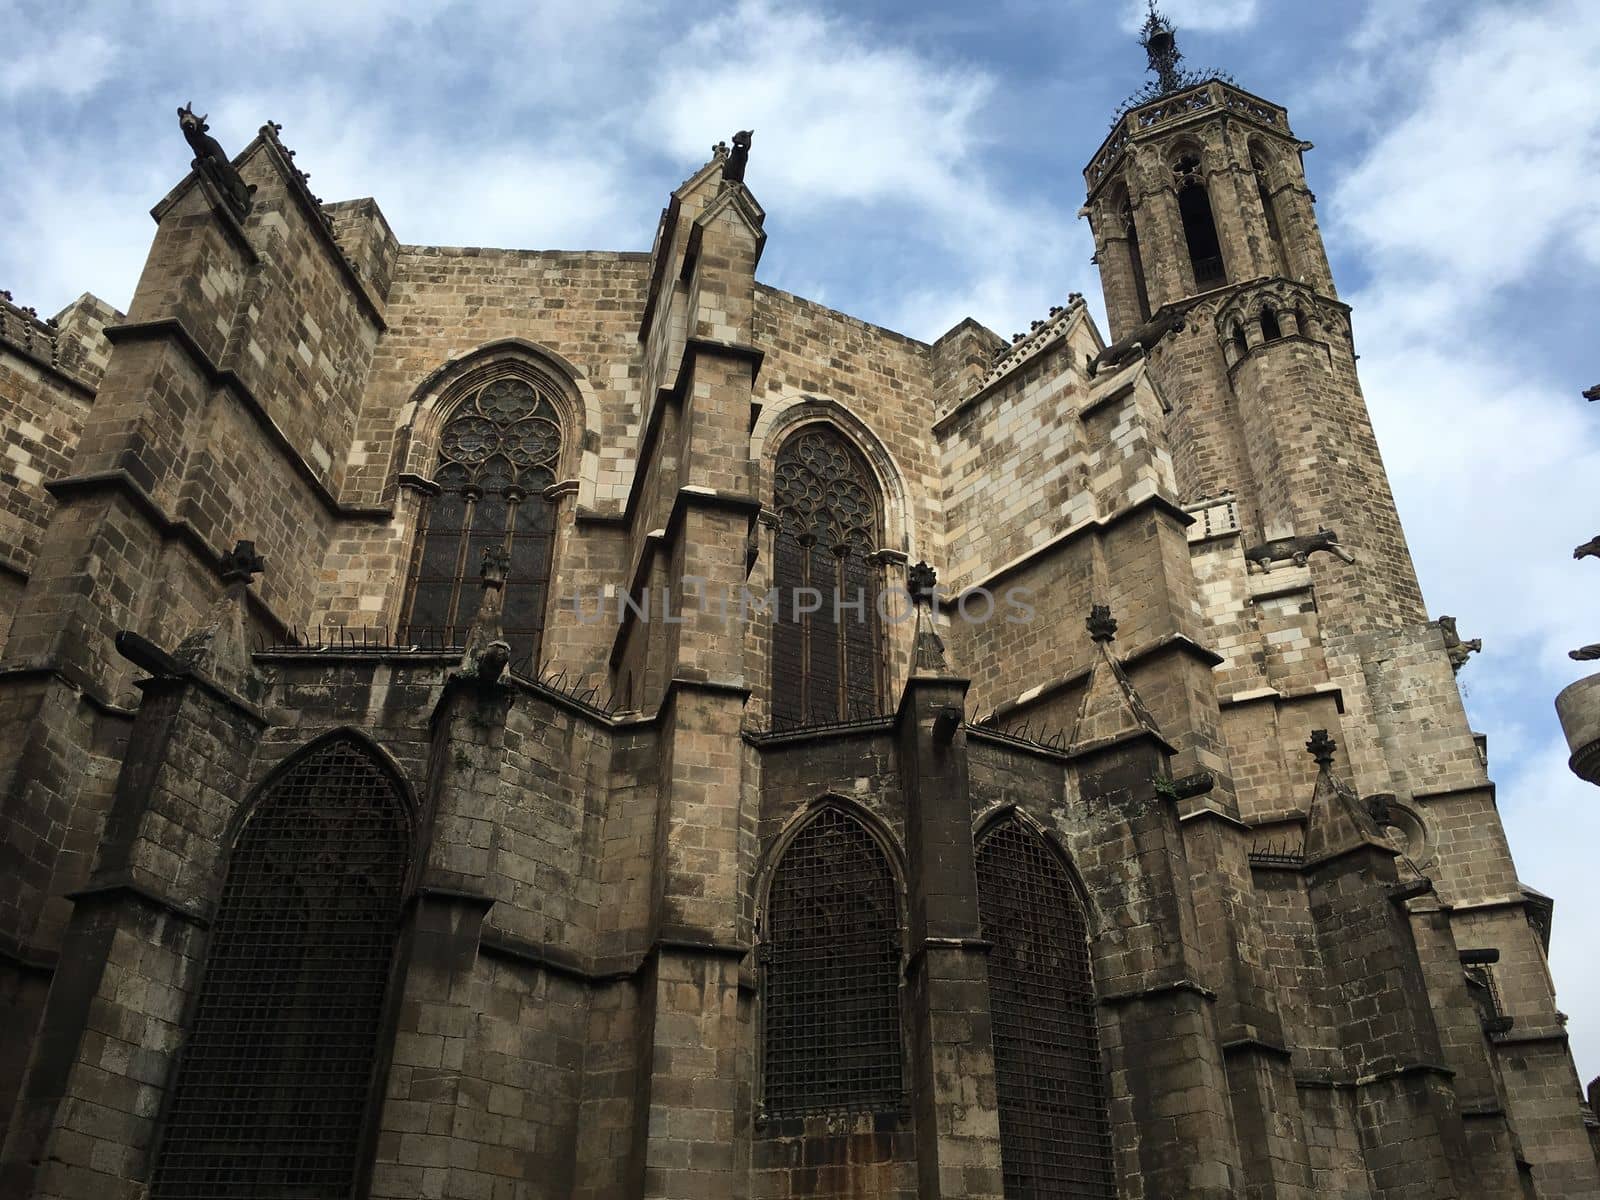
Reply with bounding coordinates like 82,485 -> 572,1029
762,806 -> 902,1117
976,818 -> 1114,1199
770,427 -> 884,727
151,737 -> 409,1200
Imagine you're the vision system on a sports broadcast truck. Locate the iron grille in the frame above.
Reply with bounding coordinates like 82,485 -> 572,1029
151,737 -> 409,1199
976,818 -> 1115,1199
770,427 -> 883,727
762,806 -> 902,1116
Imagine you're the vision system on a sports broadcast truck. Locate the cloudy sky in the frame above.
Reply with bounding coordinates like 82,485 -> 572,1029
3,0 -> 1598,1080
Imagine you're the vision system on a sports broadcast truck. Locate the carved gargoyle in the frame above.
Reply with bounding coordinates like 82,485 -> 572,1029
1244,527 -> 1356,573
724,130 -> 753,184
1570,644 -> 1600,662
1086,306 -> 1186,378
1437,615 -> 1481,673
1574,535 -> 1600,560
177,103 -> 256,220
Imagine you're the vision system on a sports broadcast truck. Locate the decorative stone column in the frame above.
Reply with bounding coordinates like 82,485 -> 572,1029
897,563 -> 1005,1200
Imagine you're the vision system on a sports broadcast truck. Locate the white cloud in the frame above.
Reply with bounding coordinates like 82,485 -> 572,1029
1330,2 -> 1600,311
0,29 -> 118,99
644,1 -> 993,216
1326,0 -> 1600,1083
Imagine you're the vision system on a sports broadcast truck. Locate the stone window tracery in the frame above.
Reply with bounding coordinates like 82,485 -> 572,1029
976,816 -> 1115,1199
401,374 -> 563,665
761,805 -> 903,1118
151,736 -> 410,1199
770,427 -> 884,726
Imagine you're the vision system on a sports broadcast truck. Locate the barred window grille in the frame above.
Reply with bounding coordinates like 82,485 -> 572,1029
976,817 -> 1115,1199
151,736 -> 410,1200
400,374 -> 562,664
770,427 -> 883,726
762,806 -> 902,1116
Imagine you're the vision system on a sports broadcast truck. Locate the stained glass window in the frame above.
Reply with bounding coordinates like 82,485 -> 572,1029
762,806 -> 902,1117
976,817 -> 1115,1199
400,375 -> 562,665
151,737 -> 410,1199
770,428 -> 883,726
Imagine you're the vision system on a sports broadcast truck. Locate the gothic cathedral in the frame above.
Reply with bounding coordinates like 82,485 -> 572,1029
1,11 -> 1596,1200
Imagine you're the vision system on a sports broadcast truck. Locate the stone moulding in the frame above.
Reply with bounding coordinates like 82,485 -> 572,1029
1085,79 -> 1292,196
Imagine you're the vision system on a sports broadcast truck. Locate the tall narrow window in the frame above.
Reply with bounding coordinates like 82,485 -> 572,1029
401,374 -> 562,665
1260,308 -> 1283,342
152,736 -> 410,1199
1122,199 -> 1152,322
1253,152 -> 1288,276
770,427 -> 883,726
762,805 -> 902,1117
976,817 -> 1114,1199
1173,154 -> 1226,291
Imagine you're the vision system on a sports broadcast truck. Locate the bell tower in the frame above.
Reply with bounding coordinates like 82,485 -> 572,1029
1083,3 -> 1422,633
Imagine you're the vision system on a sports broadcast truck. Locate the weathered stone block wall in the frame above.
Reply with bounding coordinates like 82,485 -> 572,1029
0,293 -> 103,641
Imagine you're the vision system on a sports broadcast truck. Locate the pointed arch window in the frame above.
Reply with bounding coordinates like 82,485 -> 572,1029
976,817 -> 1114,1199
1252,150 -> 1289,276
770,427 -> 884,726
1121,198 -> 1152,322
761,805 -> 903,1117
400,374 -> 563,665
151,736 -> 410,1199
1173,153 -> 1226,291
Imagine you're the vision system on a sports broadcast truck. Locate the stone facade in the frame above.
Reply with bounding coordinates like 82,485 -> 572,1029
2,24 -> 1598,1200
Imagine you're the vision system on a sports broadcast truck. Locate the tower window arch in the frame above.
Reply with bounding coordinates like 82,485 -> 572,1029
1121,197 -> 1152,322
1252,147 -> 1289,276
1231,322 -> 1249,359
151,735 -> 410,1199
976,815 -> 1114,1199
1260,307 -> 1283,342
770,426 -> 885,726
1172,153 -> 1226,291
761,805 -> 903,1117
400,373 -> 563,665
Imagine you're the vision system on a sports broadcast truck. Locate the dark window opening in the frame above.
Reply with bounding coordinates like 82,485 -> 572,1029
771,427 -> 884,726
1174,155 -> 1226,290
1232,323 -> 1249,358
1122,200 -> 1151,322
1261,308 -> 1282,342
151,736 -> 410,1200
761,806 -> 902,1117
399,375 -> 562,664
977,817 -> 1115,1199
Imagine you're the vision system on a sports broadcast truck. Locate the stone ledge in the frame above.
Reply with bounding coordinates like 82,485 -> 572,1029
44,469 -> 293,639
103,319 -> 393,522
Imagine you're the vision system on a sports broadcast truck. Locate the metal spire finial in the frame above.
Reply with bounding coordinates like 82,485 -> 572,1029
1139,1 -> 1184,95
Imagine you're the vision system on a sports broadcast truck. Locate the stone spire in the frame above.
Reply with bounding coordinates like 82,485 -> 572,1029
174,539 -> 264,698
1301,729 -> 1390,863
1069,604 -> 1167,752
908,561 -> 950,676
461,546 -> 512,685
